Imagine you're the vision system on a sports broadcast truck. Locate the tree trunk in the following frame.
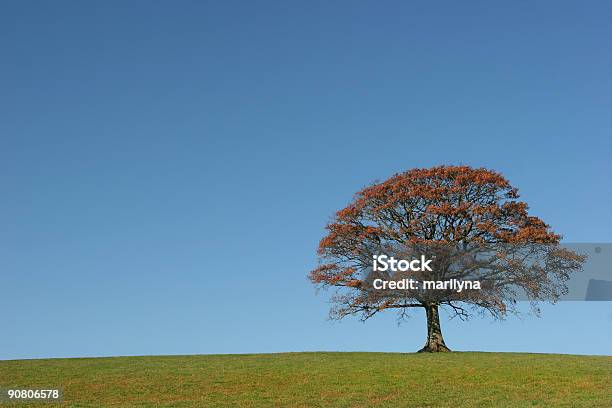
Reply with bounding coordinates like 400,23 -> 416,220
418,304 -> 451,352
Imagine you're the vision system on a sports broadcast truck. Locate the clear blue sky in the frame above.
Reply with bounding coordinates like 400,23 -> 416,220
1,1 -> 611,360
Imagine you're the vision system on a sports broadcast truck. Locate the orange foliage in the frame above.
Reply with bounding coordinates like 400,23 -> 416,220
312,166 -> 561,290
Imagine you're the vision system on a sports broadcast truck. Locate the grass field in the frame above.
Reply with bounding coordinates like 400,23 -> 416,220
0,352 -> 610,407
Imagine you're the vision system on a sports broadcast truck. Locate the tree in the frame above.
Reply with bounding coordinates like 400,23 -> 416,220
309,166 -> 585,352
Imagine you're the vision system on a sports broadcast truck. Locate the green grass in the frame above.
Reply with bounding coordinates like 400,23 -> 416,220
0,352 -> 610,407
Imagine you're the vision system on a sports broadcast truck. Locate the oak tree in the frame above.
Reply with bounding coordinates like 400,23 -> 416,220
310,166 -> 585,352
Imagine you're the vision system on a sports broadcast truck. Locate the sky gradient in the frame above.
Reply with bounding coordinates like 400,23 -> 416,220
1,1 -> 611,360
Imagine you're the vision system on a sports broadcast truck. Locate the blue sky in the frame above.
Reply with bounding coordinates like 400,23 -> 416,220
1,1 -> 611,360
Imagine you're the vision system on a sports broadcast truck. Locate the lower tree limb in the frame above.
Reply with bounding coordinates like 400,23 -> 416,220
418,304 -> 451,352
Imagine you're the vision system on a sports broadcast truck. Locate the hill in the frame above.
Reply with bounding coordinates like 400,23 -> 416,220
0,352 -> 610,407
